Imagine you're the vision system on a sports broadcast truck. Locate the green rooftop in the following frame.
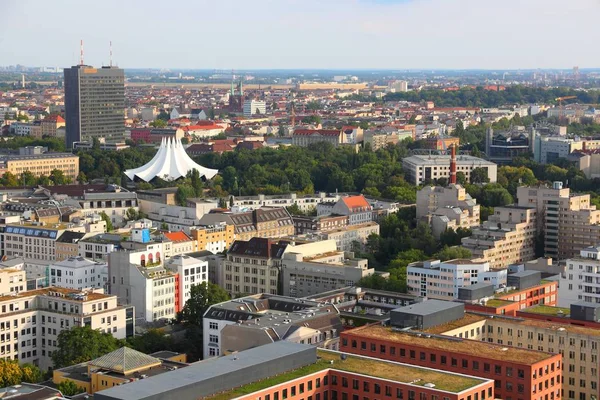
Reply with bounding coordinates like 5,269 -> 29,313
207,350 -> 486,399
484,299 -> 514,307
522,305 -> 570,317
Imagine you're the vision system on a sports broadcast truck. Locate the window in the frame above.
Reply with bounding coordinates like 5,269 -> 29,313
209,322 -> 218,330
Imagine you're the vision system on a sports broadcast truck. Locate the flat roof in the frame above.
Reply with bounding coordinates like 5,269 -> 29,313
403,154 -> 496,166
208,349 -> 488,399
0,286 -> 112,303
424,313 -> 487,335
393,299 -> 463,317
347,325 -> 555,365
95,341 -> 311,400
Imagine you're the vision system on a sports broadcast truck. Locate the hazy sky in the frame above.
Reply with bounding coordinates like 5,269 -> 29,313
2,0 -> 599,70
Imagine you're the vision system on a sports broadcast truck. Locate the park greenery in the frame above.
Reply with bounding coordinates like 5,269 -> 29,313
0,359 -> 43,388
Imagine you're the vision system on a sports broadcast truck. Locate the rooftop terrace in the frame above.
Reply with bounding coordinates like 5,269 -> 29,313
347,325 -> 554,365
208,349 -> 487,399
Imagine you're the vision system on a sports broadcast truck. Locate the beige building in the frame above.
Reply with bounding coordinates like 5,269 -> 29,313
433,310 -> 599,400
462,206 -> 537,269
190,224 -> 235,254
320,221 -> 380,252
0,286 -> 133,371
40,115 -> 65,137
517,183 -> 600,260
3,152 -> 79,181
281,246 -> 374,298
55,231 -> 87,261
2,223 -> 86,262
0,268 -> 27,295
292,129 -> 344,147
417,184 -> 480,238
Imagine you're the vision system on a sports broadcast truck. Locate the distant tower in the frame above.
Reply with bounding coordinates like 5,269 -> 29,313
291,102 -> 296,127
21,74 -> 25,88
573,66 -> 580,81
485,126 -> 493,157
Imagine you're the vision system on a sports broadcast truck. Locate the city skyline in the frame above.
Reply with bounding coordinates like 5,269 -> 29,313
2,0 -> 599,70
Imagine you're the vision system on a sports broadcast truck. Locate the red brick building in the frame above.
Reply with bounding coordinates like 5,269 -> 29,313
341,325 -> 562,400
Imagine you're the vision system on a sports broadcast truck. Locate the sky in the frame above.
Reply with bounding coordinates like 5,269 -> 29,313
1,0 -> 600,70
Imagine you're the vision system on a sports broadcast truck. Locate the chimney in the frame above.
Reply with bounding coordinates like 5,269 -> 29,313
449,144 -> 457,184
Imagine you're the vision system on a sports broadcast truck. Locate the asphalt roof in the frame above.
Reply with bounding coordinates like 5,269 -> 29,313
392,299 -> 464,317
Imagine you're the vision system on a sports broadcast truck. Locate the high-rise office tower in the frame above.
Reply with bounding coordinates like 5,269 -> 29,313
63,65 -> 125,148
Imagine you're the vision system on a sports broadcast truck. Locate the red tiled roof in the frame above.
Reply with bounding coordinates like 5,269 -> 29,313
182,124 -> 222,131
293,129 -> 341,137
164,231 -> 192,243
341,195 -> 371,211
44,115 -> 65,123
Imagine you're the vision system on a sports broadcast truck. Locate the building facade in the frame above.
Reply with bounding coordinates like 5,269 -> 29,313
403,155 -> 498,185
64,65 -> 125,148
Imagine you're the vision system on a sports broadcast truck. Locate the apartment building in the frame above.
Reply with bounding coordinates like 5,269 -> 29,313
462,206 -> 537,269
200,207 -> 295,242
220,237 -> 287,296
318,195 -> 373,225
78,233 -> 122,261
341,302 -> 562,400
189,223 -> 234,253
281,246 -> 375,298
320,221 -> 380,252
161,231 -> 196,257
517,183 -> 600,260
40,115 -> 65,137
0,268 -> 27,294
47,257 -> 108,291
69,190 -> 138,228
164,255 -> 208,314
407,259 -> 507,300
1,222 -> 86,262
53,347 -> 187,395
560,246 -> 600,307
403,154 -> 498,185
202,294 -> 342,358
108,248 -> 176,323
95,342 -> 494,400
292,214 -> 348,235
138,194 -> 217,233
417,184 -> 480,238
1,152 -> 79,181
55,231 -> 87,261
231,192 -> 339,212
0,287 -> 133,371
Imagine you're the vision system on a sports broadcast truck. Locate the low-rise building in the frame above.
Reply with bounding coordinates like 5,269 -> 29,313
320,221 -> 380,252
47,257 -> 108,291
1,152 -> 79,181
161,231 -> 196,257
407,259 -> 507,300
292,129 -> 344,147
78,233 -> 122,261
55,231 -> 87,261
402,154 -> 497,185
202,294 -> 342,358
231,192 -> 339,212
189,224 -> 234,253
318,195 -> 373,225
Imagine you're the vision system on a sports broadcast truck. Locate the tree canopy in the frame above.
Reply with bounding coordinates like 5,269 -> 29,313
52,326 -> 125,368
178,282 -> 230,326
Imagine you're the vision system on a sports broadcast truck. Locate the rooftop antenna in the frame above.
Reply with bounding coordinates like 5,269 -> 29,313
80,39 -> 84,66
109,40 -> 113,67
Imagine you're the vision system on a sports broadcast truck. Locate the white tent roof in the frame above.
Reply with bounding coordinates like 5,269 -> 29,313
124,137 -> 218,182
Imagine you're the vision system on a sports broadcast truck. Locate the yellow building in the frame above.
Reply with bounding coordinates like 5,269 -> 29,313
4,153 -> 79,181
53,347 -> 188,394
190,224 -> 235,253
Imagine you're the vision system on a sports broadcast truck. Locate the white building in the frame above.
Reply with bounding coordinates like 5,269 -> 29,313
243,100 -> 266,117
232,192 -> 340,212
108,247 -> 176,323
318,195 -> 373,225
48,257 -> 108,292
559,246 -> 600,307
10,122 -> 35,136
402,154 -> 498,185
165,255 -> 208,313
406,259 -> 507,301
0,287 -> 133,371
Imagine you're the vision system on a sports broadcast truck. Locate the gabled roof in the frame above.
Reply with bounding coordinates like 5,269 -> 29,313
90,347 -> 161,373
43,114 -> 65,123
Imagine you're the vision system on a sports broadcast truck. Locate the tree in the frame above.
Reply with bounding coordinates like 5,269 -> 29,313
456,171 -> 467,186
433,246 -> 472,261
57,379 -> 86,396
127,329 -> 174,354
76,171 -> 87,184
0,359 -> 25,388
218,198 -> 227,208
149,119 -> 167,128
20,363 -> 42,384
179,282 -> 230,326
99,211 -> 114,232
286,203 -> 304,216
50,169 -> 69,185
470,167 -> 490,184
175,184 -> 196,206
52,326 -> 124,369
125,207 -> 140,221
157,111 -> 170,121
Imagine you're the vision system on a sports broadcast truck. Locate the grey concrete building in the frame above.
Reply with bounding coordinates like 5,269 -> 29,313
64,65 -> 125,148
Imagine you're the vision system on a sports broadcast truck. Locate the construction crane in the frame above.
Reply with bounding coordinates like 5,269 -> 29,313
555,96 -> 577,121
